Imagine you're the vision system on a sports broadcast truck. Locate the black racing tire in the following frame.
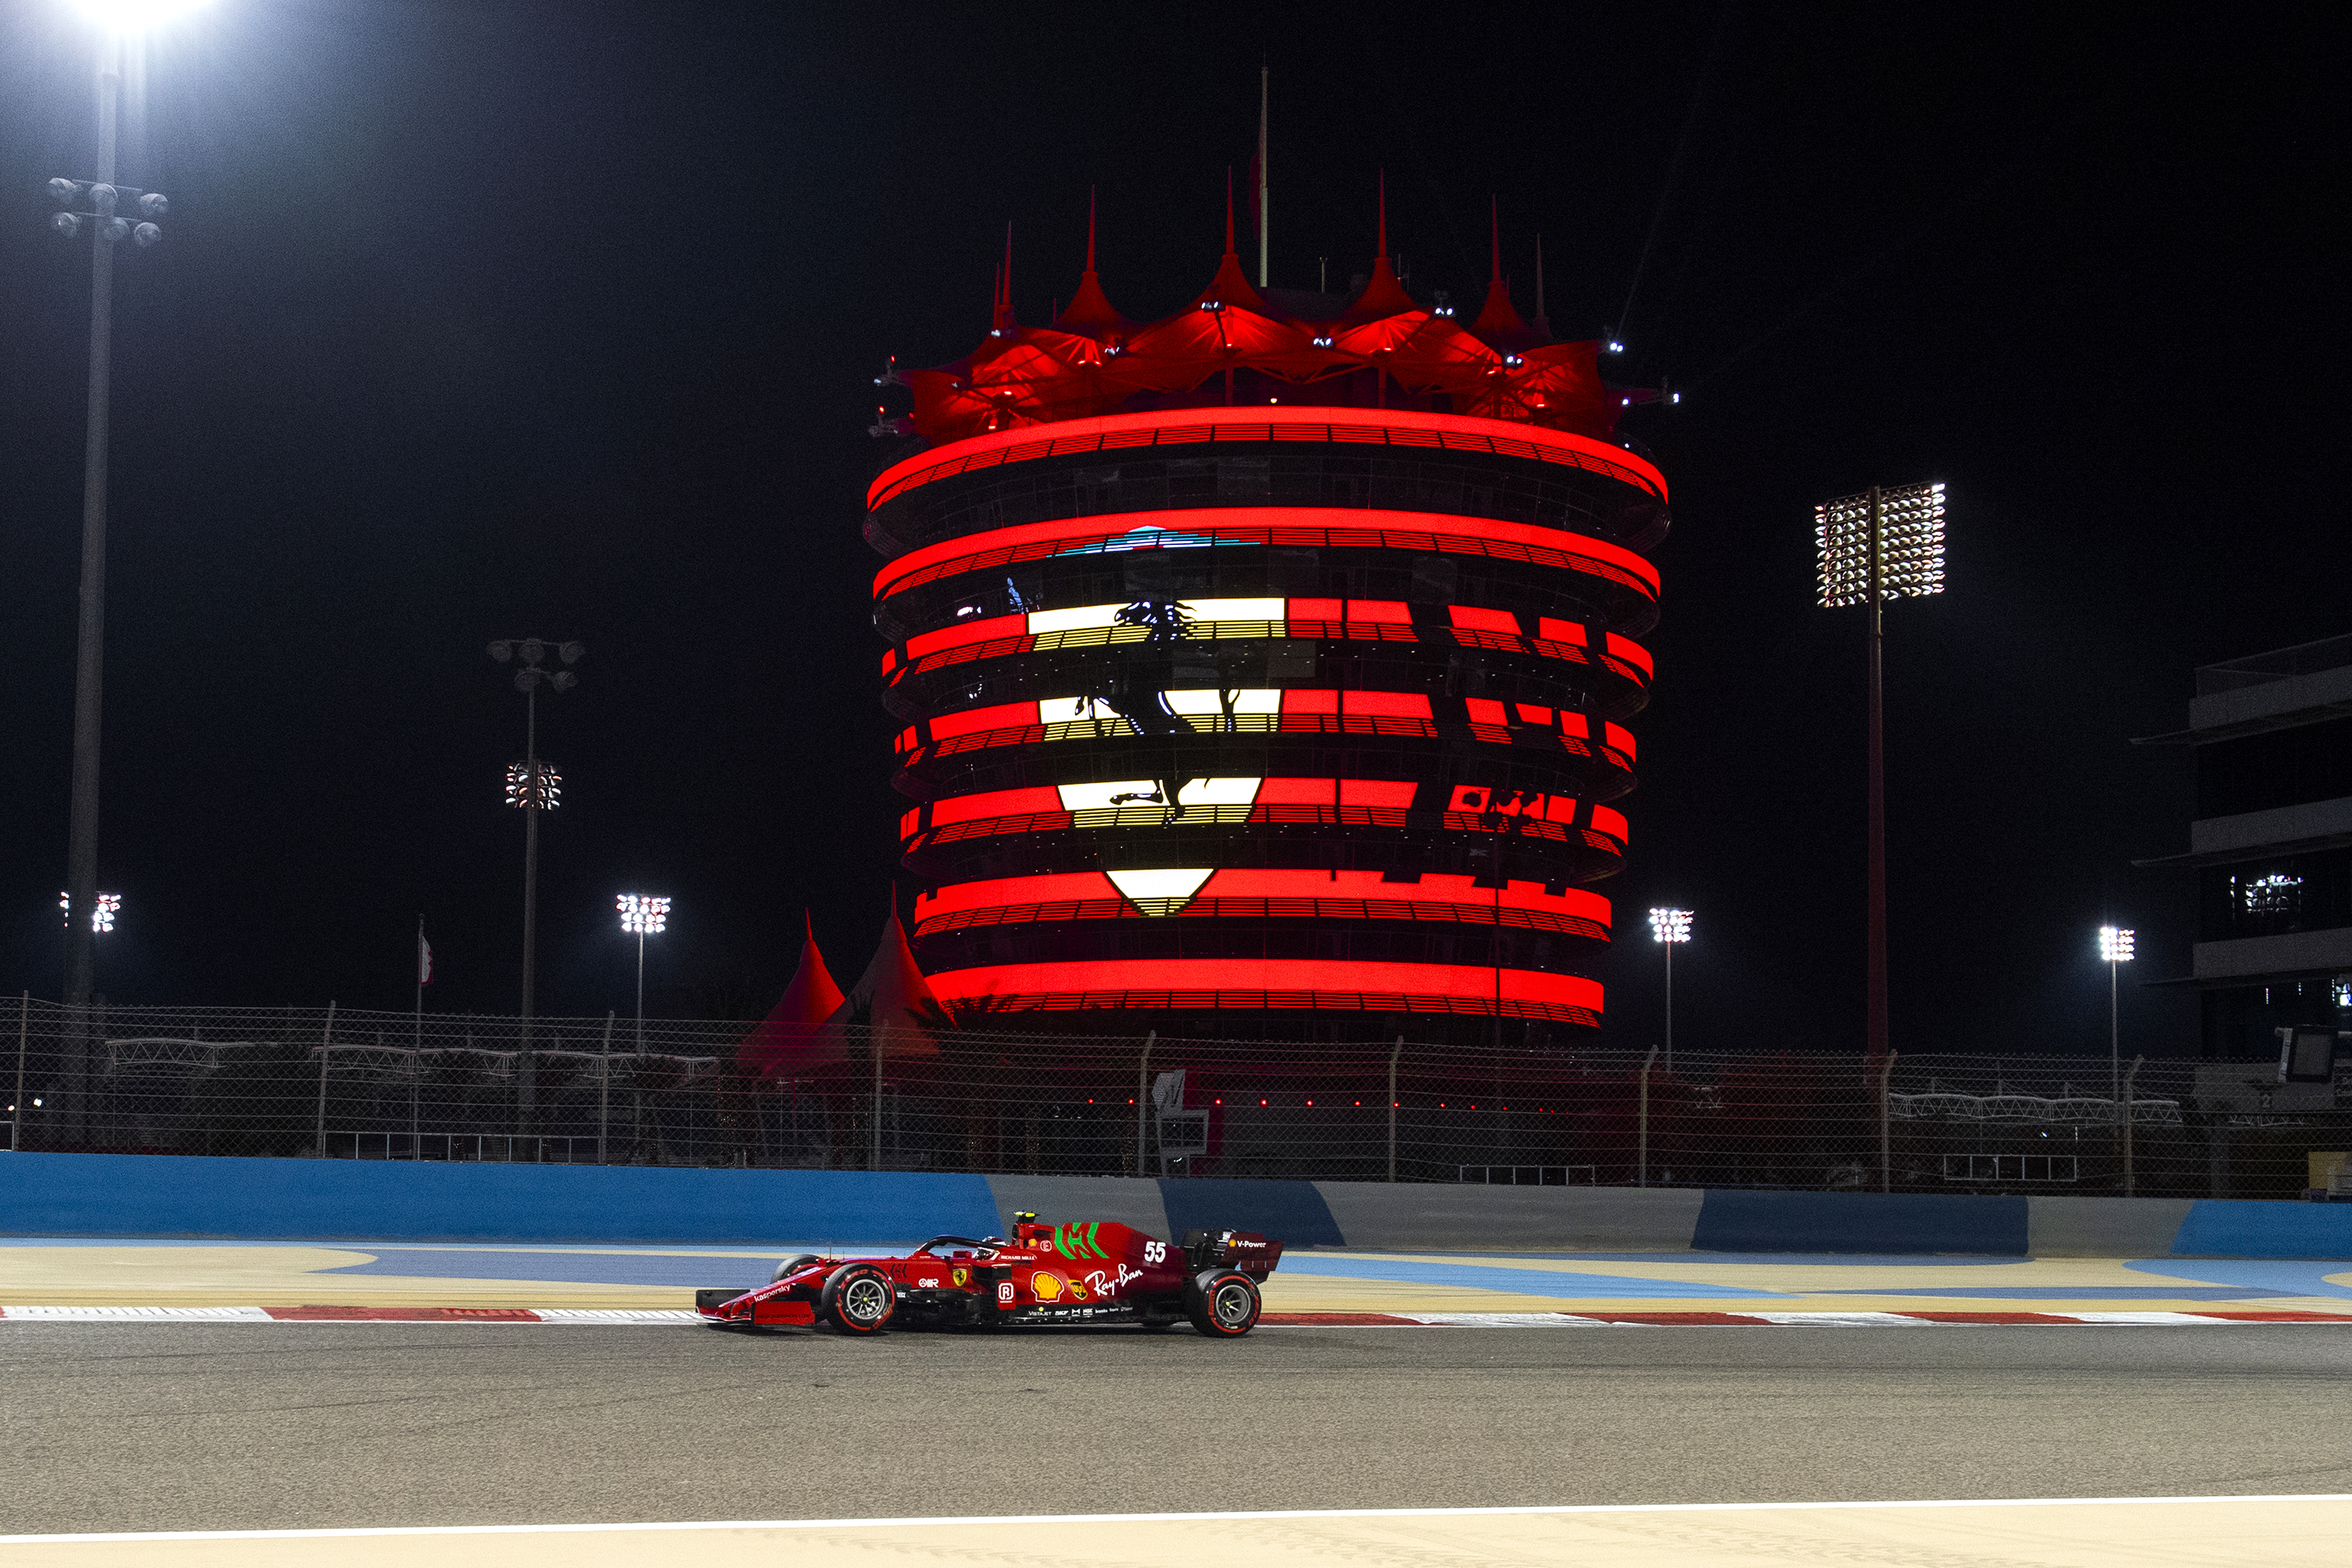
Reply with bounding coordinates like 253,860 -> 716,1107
819,1263 -> 897,1333
1184,1269 -> 1261,1338
771,1253 -> 822,1283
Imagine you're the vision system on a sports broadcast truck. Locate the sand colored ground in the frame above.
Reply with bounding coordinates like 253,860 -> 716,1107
3,1498 -> 2347,1567
1,1241 -> 2346,1316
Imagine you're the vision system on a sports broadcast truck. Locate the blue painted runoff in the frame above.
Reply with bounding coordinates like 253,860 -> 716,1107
2124,1259 -> 2352,1299
1158,1178 -> 1345,1248
2170,1201 -> 2352,1261
0,1152 -> 1001,1244
1813,1285 -> 2296,1300
1278,1255 -> 1790,1299
1695,1191 -> 2029,1255
1443,1251 -> 2030,1266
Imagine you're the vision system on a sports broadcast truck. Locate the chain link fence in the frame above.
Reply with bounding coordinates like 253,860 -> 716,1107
2,1000 -> 2344,1198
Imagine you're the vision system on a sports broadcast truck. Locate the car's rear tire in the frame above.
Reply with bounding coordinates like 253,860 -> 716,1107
820,1263 -> 896,1333
1184,1269 -> 1261,1337
771,1253 -> 821,1283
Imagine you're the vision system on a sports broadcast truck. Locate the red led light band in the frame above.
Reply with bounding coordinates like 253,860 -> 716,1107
870,508 -> 1659,603
891,602 -> 1649,691
911,868 -> 1611,941
923,957 -> 1603,1022
866,408 -> 1669,513
916,897 -> 1611,941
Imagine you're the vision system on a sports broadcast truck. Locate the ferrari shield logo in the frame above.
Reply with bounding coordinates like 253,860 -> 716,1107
951,1267 -> 970,1288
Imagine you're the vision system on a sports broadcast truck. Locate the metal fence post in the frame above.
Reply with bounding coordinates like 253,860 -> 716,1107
1879,1049 -> 1899,1192
1388,1036 -> 1403,1182
314,1001 -> 335,1158
598,1009 -> 613,1165
1135,1031 -> 1155,1176
1638,1044 -> 1658,1187
12,992 -> 26,1152
2122,1053 -> 2144,1196
871,1021 -> 887,1171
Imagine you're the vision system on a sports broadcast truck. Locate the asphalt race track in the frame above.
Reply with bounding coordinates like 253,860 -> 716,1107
4,1323 -> 2350,1537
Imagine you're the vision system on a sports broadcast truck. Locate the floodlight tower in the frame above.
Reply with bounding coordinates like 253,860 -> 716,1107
1816,482 -> 1945,1064
44,4 -> 199,1139
1648,907 -> 1691,1072
617,895 -> 670,1051
2099,925 -> 2134,1103
489,638 -> 583,1050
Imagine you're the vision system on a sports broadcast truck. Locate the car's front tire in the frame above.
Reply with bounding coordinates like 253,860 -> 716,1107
771,1253 -> 821,1283
820,1263 -> 896,1333
1184,1269 -> 1261,1337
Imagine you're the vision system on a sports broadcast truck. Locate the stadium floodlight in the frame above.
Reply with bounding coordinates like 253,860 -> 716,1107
2098,925 -> 2135,965
1815,483 -> 1945,609
617,895 -> 671,1050
77,1 -> 215,28
1815,480 -> 1947,1070
504,760 -> 562,810
59,892 -> 121,933
1648,907 -> 1692,1072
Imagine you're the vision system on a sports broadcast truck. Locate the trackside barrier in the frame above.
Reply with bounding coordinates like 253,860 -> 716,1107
1693,1191 -> 2032,1256
0,1152 -> 999,1245
4,1154 -> 2351,1256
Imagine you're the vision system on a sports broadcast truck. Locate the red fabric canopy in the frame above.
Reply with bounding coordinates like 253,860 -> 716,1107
897,219 -> 1645,443
736,915 -> 847,1081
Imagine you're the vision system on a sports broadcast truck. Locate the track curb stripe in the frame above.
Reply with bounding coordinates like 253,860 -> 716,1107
3,1306 -> 2348,1325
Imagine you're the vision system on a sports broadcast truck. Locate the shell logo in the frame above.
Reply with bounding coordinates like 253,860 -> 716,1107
1030,1272 -> 1065,1302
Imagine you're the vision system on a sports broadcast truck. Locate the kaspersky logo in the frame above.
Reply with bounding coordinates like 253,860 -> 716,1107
1051,1222 -> 1108,1261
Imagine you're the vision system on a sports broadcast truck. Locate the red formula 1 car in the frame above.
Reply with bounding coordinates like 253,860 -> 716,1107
696,1213 -> 1281,1337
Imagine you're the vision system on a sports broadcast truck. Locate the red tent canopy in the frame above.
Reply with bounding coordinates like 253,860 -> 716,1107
894,190 -> 1645,443
737,916 -> 847,1081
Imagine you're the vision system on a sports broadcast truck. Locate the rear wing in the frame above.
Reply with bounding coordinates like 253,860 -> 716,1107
1185,1228 -> 1282,1278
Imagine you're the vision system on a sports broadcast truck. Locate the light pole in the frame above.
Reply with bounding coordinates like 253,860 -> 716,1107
1816,482 -> 1946,1066
489,638 -> 582,1124
617,895 -> 670,1052
2099,925 -> 2134,1104
1648,907 -> 1691,1073
44,6 -> 192,1136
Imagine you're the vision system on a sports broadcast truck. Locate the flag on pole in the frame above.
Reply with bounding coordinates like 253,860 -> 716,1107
417,920 -> 434,986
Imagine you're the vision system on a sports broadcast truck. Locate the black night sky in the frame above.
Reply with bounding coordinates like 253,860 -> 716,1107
0,2 -> 2336,1058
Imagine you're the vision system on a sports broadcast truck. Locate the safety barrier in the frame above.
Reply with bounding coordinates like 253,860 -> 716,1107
6,1153 -> 2348,1257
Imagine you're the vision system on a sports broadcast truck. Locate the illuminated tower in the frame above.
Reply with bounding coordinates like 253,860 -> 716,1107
870,198 -> 1667,1045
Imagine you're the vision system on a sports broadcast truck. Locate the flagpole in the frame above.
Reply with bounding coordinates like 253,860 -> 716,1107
1257,64 -> 1269,288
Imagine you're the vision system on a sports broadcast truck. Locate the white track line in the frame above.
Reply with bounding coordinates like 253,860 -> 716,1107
4,1495 -> 2348,1545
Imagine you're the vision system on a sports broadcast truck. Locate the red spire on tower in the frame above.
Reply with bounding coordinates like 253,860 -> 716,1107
1471,198 -> 1531,347
1336,170 -> 1414,323
1055,190 -> 1128,336
1224,166 -> 1236,256
993,224 -> 1015,330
